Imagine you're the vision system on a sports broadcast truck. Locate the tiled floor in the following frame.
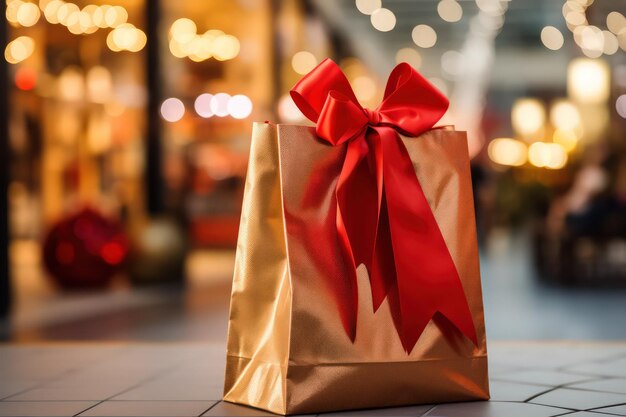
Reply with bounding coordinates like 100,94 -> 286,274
2,342 -> 626,416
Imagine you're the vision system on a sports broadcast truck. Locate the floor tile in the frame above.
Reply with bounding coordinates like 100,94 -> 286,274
494,370 -> 597,387
0,380 -> 42,400
424,401 -> 567,417
322,404 -> 433,416
567,379 -> 626,395
112,380 -> 222,401
6,380 -> 136,401
489,380 -> 553,401
592,404 -> 626,416
555,413 -> 619,416
0,401 -> 96,417
78,400 -> 216,417
201,401 -> 277,416
531,388 -> 626,410
564,359 -> 626,378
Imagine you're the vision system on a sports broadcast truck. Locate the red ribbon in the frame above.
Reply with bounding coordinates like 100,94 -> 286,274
290,59 -> 477,352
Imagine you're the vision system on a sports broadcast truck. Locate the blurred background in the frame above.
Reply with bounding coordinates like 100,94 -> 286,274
0,0 -> 625,343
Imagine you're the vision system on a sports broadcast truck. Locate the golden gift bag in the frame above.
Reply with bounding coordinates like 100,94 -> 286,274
223,121 -> 489,415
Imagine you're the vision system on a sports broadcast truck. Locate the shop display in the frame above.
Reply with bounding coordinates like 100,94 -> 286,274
42,207 -> 128,289
224,60 -> 489,415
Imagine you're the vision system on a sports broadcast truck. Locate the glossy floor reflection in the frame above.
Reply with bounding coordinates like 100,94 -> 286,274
1,343 -> 626,416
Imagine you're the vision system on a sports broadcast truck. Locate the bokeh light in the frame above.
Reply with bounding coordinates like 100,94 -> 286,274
4,36 -> 35,64
16,2 -> 40,27
210,93 -> 231,117
194,93 -> 214,118
227,95 -> 253,119
412,25 -> 437,48
550,100 -> 581,131
395,48 -> 422,69
355,0 -> 381,15
291,51 -> 317,75
488,138 -> 528,167
616,94 -> 626,119
528,142 -> 568,169
512,98 -> 545,137
553,129 -> 579,153
541,26 -> 564,50
437,0 -> 462,23
370,8 -> 396,32
160,98 -> 185,122
567,58 -> 610,103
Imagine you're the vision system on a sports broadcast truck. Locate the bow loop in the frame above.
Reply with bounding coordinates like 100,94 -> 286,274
377,63 -> 450,137
289,59 -> 477,353
317,91 -> 368,146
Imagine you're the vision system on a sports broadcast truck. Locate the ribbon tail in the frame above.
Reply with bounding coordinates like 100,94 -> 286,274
335,137 -> 376,341
366,131 -> 395,312
379,128 -> 478,353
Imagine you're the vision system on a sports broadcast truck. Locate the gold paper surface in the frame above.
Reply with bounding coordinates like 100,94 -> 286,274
224,123 -> 489,415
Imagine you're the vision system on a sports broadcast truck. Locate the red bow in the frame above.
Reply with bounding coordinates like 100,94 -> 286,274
290,59 -> 477,352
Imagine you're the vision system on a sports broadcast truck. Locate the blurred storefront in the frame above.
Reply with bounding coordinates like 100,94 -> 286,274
1,0 -> 626,339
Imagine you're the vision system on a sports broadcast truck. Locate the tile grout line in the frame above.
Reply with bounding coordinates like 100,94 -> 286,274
586,401 -> 626,415
72,348 -> 199,416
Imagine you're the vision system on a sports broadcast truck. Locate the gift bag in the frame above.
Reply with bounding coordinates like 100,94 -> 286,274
223,59 -> 489,415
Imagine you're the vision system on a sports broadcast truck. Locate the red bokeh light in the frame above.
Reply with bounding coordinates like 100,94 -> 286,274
15,67 -> 37,91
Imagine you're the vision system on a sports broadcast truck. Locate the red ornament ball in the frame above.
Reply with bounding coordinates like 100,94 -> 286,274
42,207 -> 129,289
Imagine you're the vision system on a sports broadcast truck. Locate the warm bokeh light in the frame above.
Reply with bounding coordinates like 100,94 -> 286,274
528,142 -> 568,169
553,129 -> 579,153
58,66 -> 85,101
370,8 -> 396,32
194,93 -> 214,118
167,21 -> 239,62
86,66 -> 112,104
607,11 -> 626,35
43,0 -> 62,24
210,93 -> 231,117
212,34 -> 240,61
5,0 -> 21,24
107,24 -> 147,52
16,1 -> 41,27
291,51 -> 317,75
541,26 -> 564,50
227,95 -> 253,119
355,0 -> 381,15
437,0 -> 462,23
412,25 -> 437,48
104,5 -> 127,28
353,76 -> 377,102
4,36 -> 35,64
550,100 -> 581,131
160,98 -> 185,122
567,58 -> 610,103
488,138 -> 528,167
395,48 -> 421,69
601,31 -> 619,55
170,18 -> 196,43
512,98 -> 545,137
